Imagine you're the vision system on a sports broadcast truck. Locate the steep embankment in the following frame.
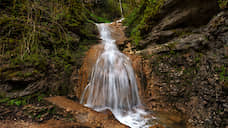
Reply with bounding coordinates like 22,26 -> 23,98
124,0 -> 228,128
0,0 -> 99,98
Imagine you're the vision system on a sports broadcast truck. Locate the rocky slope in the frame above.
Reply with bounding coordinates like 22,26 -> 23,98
0,0 -> 99,98
123,0 -> 228,127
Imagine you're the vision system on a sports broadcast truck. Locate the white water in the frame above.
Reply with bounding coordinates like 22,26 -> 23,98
80,22 -> 152,128
119,0 -> 124,17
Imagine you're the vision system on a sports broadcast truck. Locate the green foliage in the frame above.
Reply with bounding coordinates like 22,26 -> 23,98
170,50 -> 176,55
6,98 -> 27,106
0,98 -> 10,103
64,64 -> 73,76
0,93 -> 46,106
37,94 -> 46,102
218,0 -> 228,9
0,0 -> 96,59
90,13 -> 111,23
131,26 -> 142,45
123,7 -> 141,27
0,0 -> 98,95
121,0 -> 138,17
124,0 -> 165,46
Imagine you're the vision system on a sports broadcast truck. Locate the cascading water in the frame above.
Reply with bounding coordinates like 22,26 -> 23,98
80,21 -> 152,128
119,0 -> 123,17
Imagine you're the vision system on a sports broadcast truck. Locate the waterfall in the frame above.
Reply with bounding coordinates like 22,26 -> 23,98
119,0 -> 123,17
80,22 -> 151,128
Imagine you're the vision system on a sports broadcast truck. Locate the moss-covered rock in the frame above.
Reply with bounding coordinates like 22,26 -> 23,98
0,0 -> 99,97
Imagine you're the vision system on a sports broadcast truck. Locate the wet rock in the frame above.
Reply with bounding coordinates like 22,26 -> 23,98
109,21 -> 127,46
75,44 -> 104,98
45,96 -> 127,128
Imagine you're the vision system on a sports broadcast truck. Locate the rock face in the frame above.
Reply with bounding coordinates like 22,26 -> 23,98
124,0 -> 227,127
138,0 -> 219,50
133,8 -> 227,128
156,0 -> 219,29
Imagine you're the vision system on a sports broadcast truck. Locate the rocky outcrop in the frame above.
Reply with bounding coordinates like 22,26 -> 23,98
124,0 -> 227,127
136,9 -> 228,128
156,0 -> 219,29
138,0 -> 219,50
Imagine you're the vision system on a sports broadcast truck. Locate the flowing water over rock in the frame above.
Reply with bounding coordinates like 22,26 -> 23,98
80,22 -> 151,128
119,0 -> 123,17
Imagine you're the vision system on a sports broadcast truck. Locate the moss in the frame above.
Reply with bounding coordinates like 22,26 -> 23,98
90,13 -> 111,23
0,0 -> 101,96
0,93 -> 47,106
64,64 -> 73,76
2,69 -> 38,81
5,71 -> 21,79
130,26 -> 142,45
0,98 -> 9,103
24,72 -> 33,77
124,0 -> 165,46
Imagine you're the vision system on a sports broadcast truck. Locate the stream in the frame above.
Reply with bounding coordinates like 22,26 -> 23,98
80,20 -> 186,128
80,20 -> 150,128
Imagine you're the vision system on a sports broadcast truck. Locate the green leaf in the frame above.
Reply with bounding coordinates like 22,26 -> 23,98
15,100 -> 22,106
8,100 -> 15,105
